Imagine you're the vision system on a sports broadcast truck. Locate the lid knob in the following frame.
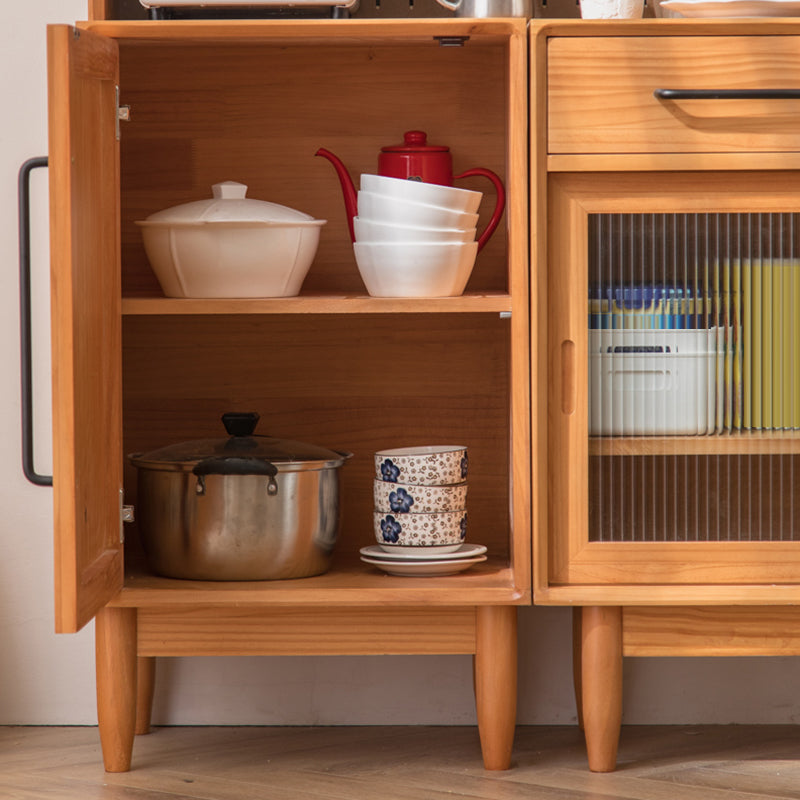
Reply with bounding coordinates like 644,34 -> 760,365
221,412 -> 259,437
212,181 -> 248,200
403,131 -> 428,146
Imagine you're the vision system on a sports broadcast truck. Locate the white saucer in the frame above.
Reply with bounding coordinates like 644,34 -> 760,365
361,544 -> 487,562
379,543 -> 463,556
360,554 -> 487,576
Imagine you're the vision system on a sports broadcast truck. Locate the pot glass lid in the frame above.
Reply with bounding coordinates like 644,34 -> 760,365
130,412 -> 351,471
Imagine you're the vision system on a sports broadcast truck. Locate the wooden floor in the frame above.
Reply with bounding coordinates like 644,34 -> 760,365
4,724 -> 800,798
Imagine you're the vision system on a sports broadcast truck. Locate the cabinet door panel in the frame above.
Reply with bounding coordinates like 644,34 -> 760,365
549,171 -> 800,588
47,25 -> 123,633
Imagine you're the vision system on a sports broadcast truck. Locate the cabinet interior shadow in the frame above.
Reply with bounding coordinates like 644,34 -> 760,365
122,313 -> 511,557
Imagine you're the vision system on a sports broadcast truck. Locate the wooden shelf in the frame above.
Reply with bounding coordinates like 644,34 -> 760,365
109,555 -> 528,609
81,18 -> 525,44
589,430 -> 800,457
121,293 -> 514,316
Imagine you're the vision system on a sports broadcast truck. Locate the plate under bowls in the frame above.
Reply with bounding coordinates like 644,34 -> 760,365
361,544 -> 487,562
360,554 -> 487,577
378,542 -> 463,555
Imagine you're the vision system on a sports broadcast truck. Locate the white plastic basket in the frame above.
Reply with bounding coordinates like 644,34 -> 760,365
589,329 -> 717,436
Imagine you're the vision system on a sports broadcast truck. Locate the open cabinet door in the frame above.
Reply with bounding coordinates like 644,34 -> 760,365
47,25 -> 123,633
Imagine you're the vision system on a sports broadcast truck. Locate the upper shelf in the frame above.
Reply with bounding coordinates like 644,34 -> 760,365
121,292 -> 513,315
79,17 -> 527,44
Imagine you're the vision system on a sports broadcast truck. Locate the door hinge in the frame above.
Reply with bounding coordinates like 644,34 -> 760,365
120,488 -> 134,543
116,86 -> 130,141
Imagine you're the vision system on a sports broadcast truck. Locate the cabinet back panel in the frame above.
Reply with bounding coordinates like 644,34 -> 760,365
117,41 -> 510,296
121,314 -> 511,556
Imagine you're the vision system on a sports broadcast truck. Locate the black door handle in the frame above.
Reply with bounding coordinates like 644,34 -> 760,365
18,156 -> 53,487
655,88 -> 800,100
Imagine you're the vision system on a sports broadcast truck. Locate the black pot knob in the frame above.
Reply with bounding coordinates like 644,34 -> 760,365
221,411 -> 259,437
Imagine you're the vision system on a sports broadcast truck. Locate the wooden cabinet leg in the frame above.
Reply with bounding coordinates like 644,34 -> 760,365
474,605 -> 517,770
572,607 -> 583,730
581,606 -> 622,773
135,657 -> 156,735
95,607 -> 137,772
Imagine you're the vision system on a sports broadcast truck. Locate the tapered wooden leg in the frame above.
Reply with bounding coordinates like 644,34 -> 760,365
572,607 -> 584,730
581,606 -> 622,773
474,605 -> 517,770
95,607 -> 137,772
135,657 -> 156,735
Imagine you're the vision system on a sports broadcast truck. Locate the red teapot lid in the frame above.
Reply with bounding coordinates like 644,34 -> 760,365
380,131 -> 449,154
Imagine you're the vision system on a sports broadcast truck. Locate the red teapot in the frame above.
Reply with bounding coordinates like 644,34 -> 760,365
316,131 -> 505,251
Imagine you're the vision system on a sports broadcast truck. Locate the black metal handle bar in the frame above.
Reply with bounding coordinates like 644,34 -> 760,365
18,156 -> 52,487
655,88 -> 800,100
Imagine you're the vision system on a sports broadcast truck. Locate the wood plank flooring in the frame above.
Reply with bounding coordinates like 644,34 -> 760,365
3,725 -> 800,799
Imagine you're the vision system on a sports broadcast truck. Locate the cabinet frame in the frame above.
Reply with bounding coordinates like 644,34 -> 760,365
48,14 -> 530,772
532,19 -> 800,773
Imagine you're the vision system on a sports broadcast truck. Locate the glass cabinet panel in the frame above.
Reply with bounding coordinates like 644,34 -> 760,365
589,212 -> 800,544
548,172 -> 800,586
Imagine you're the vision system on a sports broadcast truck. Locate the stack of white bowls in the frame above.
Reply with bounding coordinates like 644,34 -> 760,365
360,446 -> 487,577
353,174 -> 482,298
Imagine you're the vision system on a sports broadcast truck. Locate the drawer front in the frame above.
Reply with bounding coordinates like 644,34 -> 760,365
548,36 -> 800,154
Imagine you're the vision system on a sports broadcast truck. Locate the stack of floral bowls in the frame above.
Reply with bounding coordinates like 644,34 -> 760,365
360,445 -> 487,577
352,175 -> 481,298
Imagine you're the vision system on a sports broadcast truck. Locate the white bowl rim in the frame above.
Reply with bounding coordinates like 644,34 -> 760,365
358,189 -> 478,214
360,173 -> 483,199
373,509 -> 467,517
353,216 -> 476,235
375,445 -> 467,457
354,241 -> 478,250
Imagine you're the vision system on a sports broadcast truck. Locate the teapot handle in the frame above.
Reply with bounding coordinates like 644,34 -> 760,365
454,168 -> 506,252
434,0 -> 462,8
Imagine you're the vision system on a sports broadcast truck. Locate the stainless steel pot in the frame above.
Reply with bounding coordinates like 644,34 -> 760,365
129,412 -> 352,580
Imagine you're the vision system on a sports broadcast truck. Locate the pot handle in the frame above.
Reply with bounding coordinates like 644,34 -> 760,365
434,0 -> 462,8
192,456 -> 279,496
453,167 -> 506,253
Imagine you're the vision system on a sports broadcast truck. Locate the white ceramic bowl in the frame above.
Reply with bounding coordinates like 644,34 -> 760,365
360,174 -> 483,214
357,191 -> 480,230
353,241 -> 478,298
373,479 -> 468,514
375,445 -> 468,486
374,510 -> 467,548
353,216 -> 476,244
139,224 -> 324,298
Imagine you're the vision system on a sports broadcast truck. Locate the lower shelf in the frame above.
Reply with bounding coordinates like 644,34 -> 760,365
111,555 -> 527,609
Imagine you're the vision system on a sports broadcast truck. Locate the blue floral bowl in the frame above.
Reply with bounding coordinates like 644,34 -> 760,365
373,510 -> 467,548
373,479 -> 468,514
374,445 -> 468,487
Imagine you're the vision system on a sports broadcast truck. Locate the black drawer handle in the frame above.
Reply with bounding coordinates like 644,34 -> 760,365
18,156 -> 52,487
655,88 -> 800,100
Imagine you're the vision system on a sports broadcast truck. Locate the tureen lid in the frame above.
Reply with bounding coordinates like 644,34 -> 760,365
129,412 -> 351,472
136,182 -> 325,227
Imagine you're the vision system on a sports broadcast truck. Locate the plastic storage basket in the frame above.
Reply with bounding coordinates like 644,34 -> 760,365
589,328 -> 717,436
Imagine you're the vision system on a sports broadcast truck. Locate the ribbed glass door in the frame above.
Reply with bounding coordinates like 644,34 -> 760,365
547,172 -> 800,587
589,213 -> 800,544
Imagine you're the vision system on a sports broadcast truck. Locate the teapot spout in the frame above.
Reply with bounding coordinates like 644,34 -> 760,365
315,148 -> 357,243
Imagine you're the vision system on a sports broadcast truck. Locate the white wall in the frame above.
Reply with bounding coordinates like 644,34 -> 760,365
3,3 -> 800,728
